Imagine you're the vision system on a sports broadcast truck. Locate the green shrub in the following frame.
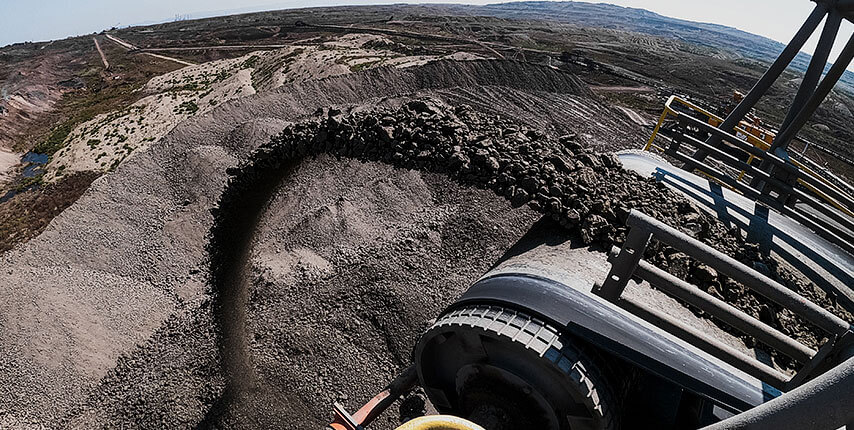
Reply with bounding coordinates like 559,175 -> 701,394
34,122 -> 74,155
173,100 -> 199,115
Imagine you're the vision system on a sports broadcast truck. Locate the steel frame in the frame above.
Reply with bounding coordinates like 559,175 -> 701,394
672,1 -> 854,243
597,210 -> 852,393
689,1 -> 851,164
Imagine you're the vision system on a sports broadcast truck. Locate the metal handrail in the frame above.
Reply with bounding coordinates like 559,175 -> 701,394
618,294 -> 791,389
662,146 -> 854,257
625,211 -> 850,336
597,210 -> 852,392
645,96 -> 854,217
608,246 -> 816,364
662,119 -> 854,239
646,100 -> 854,257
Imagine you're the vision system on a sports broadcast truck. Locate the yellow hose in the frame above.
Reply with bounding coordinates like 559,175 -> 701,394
395,415 -> 486,430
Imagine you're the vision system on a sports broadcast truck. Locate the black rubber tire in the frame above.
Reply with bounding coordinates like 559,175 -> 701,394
416,304 -> 619,430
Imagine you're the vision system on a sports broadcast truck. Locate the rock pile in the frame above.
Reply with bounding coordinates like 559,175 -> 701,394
211,98 -> 849,377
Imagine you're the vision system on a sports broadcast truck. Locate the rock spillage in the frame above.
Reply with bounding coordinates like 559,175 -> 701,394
211,98 -> 852,390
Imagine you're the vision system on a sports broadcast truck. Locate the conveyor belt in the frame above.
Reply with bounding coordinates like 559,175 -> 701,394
618,150 -> 854,313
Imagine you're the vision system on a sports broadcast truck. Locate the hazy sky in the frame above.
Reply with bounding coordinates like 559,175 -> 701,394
2,0 -> 853,65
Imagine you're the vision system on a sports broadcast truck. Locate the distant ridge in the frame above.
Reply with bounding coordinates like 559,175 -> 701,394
475,1 -> 854,91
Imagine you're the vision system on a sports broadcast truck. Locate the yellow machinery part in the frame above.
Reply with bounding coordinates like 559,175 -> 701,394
395,415 -> 486,430
644,96 -> 854,217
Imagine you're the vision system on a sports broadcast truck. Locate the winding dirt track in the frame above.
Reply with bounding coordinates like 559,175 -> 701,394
104,33 -> 196,67
93,37 -> 109,69
137,44 -> 290,52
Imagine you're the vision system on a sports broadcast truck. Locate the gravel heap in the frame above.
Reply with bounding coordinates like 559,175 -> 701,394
1,59 -> 651,429
212,98 -> 852,385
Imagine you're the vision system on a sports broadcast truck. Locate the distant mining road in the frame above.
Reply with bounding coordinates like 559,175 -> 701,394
104,33 -> 196,67
137,44 -> 290,52
93,37 -> 109,69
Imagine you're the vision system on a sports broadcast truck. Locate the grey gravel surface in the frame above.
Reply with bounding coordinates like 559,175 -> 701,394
0,60 -> 642,428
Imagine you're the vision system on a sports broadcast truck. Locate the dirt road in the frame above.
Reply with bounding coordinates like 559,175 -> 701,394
137,44 -> 290,52
589,85 -> 655,93
615,105 -> 651,126
104,33 -> 195,67
104,33 -> 135,49
93,37 -> 109,69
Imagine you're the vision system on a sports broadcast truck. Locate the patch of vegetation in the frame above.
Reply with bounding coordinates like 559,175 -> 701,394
13,173 -> 44,193
109,156 -> 125,172
22,46 -> 180,154
0,172 -> 101,253
34,122 -> 74,155
241,55 -> 260,69
350,60 -> 383,73
87,139 -> 101,149
214,69 -> 231,83
198,88 -> 214,100
250,48 -> 304,90
173,100 -> 199,115
179,82 -> 203,92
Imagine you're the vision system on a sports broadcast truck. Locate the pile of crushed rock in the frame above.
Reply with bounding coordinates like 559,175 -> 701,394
212,98 -> 852,388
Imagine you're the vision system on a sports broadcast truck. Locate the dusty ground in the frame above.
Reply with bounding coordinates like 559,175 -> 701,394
0,147 -> 16,184
44,33 -> 485,180
0,172 -> 99,252
1,60 -> 846,429
0,60 -> 649,428
0,4 -> 852,429
0,41 -> 89,152
217,155 -> 542,429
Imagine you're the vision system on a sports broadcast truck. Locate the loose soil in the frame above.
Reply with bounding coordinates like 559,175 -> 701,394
0,171 -> 99,252
0,60 -> 644,428
0,55 -> 849,430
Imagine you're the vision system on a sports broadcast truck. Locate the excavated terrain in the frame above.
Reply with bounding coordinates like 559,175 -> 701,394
207,90 -> 849,427
0,60 -> 644,428
0,58 -> 850,430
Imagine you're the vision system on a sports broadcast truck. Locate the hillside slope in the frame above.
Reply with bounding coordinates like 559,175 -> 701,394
468,1 -> 854,90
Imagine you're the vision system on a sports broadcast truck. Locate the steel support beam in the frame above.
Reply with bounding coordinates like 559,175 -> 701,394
687,4 -> 827,167
595,227 -> 651,301
754,15 -> 854,194
777,10 -> 842,139
769,32 -> 854,158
